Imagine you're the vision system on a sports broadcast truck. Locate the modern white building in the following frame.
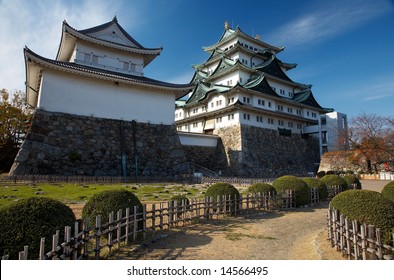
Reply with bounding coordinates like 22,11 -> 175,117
25,17 -> 194,124
175,22 -> 347,154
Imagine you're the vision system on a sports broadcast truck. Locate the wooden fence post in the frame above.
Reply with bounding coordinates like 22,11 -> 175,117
352,220 -> 359,260
360,224 -> 367,260
344,217 -> 351,259
117,209 -> 122,251
108,211 -> 114,256
368,225 -> 376,260
95,215 -> 102,260
125,208 -> 130,246
39,237 -> 46,260
142,204 -> 147,240
375,228 -> 383,260
151,203 -> 156,232
133,206 -> 138,242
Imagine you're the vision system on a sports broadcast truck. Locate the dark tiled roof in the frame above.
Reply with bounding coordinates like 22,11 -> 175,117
25,47 -> 193,90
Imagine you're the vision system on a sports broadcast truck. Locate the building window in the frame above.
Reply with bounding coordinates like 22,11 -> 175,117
297,123 -> 302,129
280,89 -> 285,95
268,102 -> 272,108
288,92 -> 293,98
256,116 -> 263,122
216,117 -> 222,123
216,100 -> 222,106
278,120 -> 284,126
268,118 -> 274,124
243,97 -> 250,103
228,97 -> 234,104
228,114 -> 234,120
192,122 -> 198,128
243,113 -> 250,120
312,112 -> 317,118
211,102 -> 214,108
296,109 -> 302,115
84,53 -> 91,63
288,122 -> 293,128
277,105 -> 283,111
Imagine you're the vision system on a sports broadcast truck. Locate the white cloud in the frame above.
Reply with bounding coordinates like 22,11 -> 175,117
266,0 -> 392,48
0,0 -> 123,91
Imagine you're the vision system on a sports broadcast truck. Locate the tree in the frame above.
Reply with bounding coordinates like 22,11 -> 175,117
348,112 -> 394,173
0,89 -> 32,173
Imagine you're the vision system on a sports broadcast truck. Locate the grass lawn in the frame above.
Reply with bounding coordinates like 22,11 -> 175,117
0,182 -> 211,209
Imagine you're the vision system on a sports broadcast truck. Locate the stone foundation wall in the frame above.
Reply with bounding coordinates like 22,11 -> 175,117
9,110 -> 190,177
215,124 -> 320,177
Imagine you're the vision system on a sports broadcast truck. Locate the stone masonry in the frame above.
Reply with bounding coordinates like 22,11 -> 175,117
9,110 -> 190,177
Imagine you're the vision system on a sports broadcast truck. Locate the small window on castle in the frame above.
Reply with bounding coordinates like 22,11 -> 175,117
92,55 -> 99,64
84,53 -> 91,63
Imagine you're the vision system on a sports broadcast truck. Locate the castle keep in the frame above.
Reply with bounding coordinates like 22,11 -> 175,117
10,19 -> 346,178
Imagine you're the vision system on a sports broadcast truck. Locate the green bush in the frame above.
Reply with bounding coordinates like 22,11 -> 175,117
320,174 -> 348,194
382,181 -> 394,203
205,183 -> 240,213
301,177 -> 328,200
82,189 -> 142,225
0,197 -> 76,259
342,175 -> 362,189
248,183 -> 276,195
331,190 -> 394,243
272,176 -> 309,206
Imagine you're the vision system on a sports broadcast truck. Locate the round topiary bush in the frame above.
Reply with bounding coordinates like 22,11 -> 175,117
382,181 -> 394,203
82,189 -> 142,225
301,177 -> 328,201
331,190 -> 394,243
205,182 -> 240,213
342,175 -> 362,189
320,174 -> 348,198
248,183 -> 276,195
272,175 -> 310,206
0,197 -> 76,259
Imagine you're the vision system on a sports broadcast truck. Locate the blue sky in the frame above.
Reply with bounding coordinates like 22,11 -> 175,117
0,0 -> 393,118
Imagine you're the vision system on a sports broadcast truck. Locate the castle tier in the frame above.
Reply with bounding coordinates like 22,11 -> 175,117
175,22 -> 331,136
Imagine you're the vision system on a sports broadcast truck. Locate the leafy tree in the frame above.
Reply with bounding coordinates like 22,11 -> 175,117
348,112 -> 393,173
0,89 -> 32,173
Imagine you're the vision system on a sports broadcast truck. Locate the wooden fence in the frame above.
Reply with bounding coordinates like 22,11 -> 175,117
327,208 -> 394,260
2,190 -> 297,260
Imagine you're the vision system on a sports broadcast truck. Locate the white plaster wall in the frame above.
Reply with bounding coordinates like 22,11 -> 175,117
74,42 -> 144,75
38,70 -> 175,124
178,133 -> 218,147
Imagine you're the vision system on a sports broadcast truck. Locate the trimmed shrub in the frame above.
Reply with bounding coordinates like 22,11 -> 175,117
382,181 -> 394,203
301,177 -> 328,200
82,189 -> 142,225
205,182 -> 240,213
248,183 -> 276,195
272,176 -> 309,206
326,170 -> 337,175
320,175 -> 348,197
0,197 -> 76,259
343,175 -> 362,189
331,190 -> 394,243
